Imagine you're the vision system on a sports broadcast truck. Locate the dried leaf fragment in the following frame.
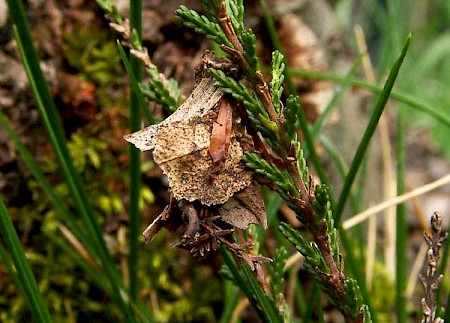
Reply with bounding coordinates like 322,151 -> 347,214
219,183 -> 267,229
161,139 -> 252,205
124,77 -> 222,152
125,77 -> 252,205
209,98 -> 233,164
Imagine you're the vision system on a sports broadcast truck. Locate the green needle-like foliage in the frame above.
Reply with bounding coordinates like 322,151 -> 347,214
176,6 -> 232,48
140,73 -> 181,113
243,153 -> 298,198
270,246 -> 288,305
314,185 -> 340,263
279,223 -> 326,271
227,0 -> 244,35
283,95 -> 300,144
241,30 -> 259,75
96,0 -> 122,22
270,51 -> 285,114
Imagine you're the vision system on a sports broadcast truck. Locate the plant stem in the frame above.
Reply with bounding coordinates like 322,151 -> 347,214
396,108 -> 407,322
128,0 -> 143,304
334,35 -> 411,223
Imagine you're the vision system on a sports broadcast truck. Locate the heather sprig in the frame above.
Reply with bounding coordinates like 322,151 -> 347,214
176,5 -> 232,48
177,1 -> 371,321
270,51 -> 285,114
97,0 -> 182,113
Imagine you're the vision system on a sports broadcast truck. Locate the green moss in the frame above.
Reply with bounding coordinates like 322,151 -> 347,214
62,26 -> 125,108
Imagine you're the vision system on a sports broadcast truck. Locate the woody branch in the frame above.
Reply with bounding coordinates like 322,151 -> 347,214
215,3 -> 357,320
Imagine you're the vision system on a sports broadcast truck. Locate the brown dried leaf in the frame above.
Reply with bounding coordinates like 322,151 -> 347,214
142,212 -> 164,243
219,197 -> 259,229
162,139 -> 252,205
219,183 -> 267,229
154,117 -> 212,164
125,78 -> 252,205
124,77 -> 222,152
209,98 -> 233,164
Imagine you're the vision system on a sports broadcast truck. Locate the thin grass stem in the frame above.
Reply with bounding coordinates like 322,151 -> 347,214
0,112 -> 95,259
128,0 -> 143,304
334,35 -> 411,223
8,5 -> 135,317
288,69 -> 450,129
0,198 -> 52,322
396,108 -> 407,323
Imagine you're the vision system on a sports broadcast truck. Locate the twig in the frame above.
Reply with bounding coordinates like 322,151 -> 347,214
420,212 -> 447,323
216,6 -> 362,322
344,173 -> 450,229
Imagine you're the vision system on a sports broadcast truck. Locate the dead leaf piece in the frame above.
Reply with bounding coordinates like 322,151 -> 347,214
234,183 -> 267,229
162,139 -> 252,205
125,77 -> 252,205
142,213 -> 164,243
219,198 -> 258,229
154,117 -> 212,164
209,98 -> 233,164
124,77 -> 222,152
219,183 -> 267,229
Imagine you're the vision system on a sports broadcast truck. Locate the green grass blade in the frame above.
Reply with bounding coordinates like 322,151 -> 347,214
334,34 -> 411,223
396,109 -> 407,322
444,284 -> 450,321
220,246 -> 282,322
0,244 -> 23,299
46,233 -> 110,294
304,282 -> 319,323
10,19 -> 134,321
304,55 -> 363,205
117,41 -> 155,124
0,197 -> 52,322
47,232 -> 155,322
0,111 -> 95,258
319,135 -> 360,213
294,282 -> 307,317
240,262 -> 282,322
219,283 -> 240,323
289,69 -> 450,129
128,0 -> 143,304
0,96 -> 155,322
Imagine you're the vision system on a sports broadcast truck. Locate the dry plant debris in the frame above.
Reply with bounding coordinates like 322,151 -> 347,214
125,77 -> 252,206
420,212 -> 447,323
125,75 -> 267,259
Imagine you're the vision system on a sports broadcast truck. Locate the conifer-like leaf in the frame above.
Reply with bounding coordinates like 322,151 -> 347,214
144,64 -> 182,112
342,278 -> 364,317
270,246 -> 287,305
241,31 -> 258,75
176,6 -> 232,47
314,185 -> 339,263
284,95 -> 300,144
279,223 -> 326,270
96,0 -> 122,22
228,0 -> 244,35
209,68 -> 281,144
270,51 -> 285,114
294,141 -> 309,186
244,153 -> 298,197
363,304 -> 372,322
200,0 -> 219,23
